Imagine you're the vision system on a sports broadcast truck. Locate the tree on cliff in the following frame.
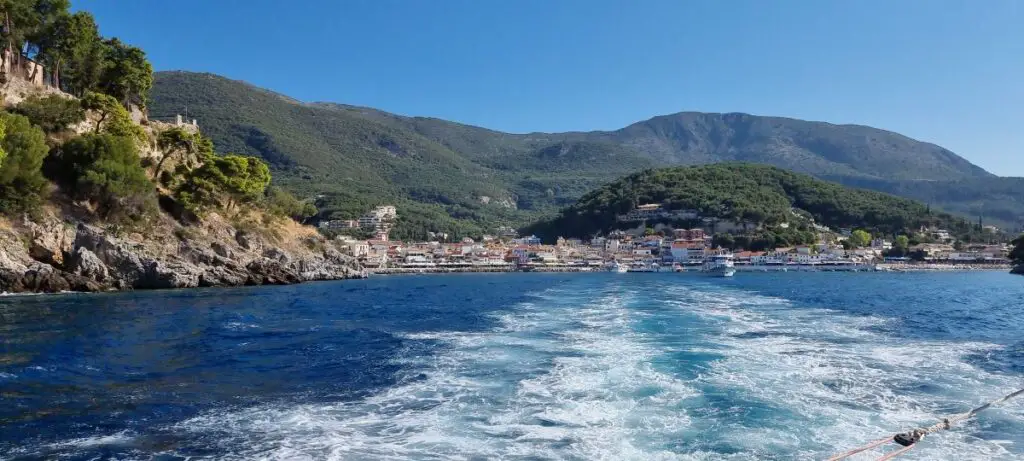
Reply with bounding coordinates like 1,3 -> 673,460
154,127 -> 213,181
0,0 -> 69,62
80,92 -> 145,142
175,154 -> 271,214
1,2 -> 152,105
34,11 -> 103,94
0,112 -> 50,213
97,38 -> 153,109
57,133 -> 155,219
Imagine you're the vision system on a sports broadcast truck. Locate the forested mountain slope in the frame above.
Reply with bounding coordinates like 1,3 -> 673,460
524,164 -> 986,243
150,71 -> 1021,236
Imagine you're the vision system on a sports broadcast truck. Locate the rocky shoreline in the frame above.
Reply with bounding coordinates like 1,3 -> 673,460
0,211 -> 365,295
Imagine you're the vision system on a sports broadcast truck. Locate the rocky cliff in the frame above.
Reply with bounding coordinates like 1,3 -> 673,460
0,207 -> 365,294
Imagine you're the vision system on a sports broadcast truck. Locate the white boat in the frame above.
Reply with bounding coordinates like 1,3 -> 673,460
609,261 -> 629,273
702,254 -> 736,277
627,262 -> 657,273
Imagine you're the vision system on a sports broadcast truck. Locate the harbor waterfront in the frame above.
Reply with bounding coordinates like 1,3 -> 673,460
369,262 -> 1011,275
3,272 -> 1023,459
335,219 -> 1014,276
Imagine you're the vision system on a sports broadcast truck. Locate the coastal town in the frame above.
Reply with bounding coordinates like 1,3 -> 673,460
320,205 -> 1013,274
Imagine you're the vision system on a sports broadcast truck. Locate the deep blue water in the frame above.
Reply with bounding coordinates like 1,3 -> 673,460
2,272 -> 1023,460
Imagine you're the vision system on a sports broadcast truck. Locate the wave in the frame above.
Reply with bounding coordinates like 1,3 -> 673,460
664,284 -> 1024,460
31,276 -> 1022,460
167,285 -> 700,460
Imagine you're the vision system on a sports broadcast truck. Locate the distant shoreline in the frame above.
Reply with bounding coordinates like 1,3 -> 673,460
369,263 -> 1012,275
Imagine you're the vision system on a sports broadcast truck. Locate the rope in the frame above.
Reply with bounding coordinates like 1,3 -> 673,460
824,436 -> 892,461
826,387 -> 1024,461
874,443 -> 915,461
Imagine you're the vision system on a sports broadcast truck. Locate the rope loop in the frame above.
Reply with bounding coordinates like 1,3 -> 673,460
826,387 -> 1024,460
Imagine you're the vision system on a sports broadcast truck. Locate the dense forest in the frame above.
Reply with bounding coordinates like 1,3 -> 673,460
523,164 -> 997,248
0,0 -> 310,230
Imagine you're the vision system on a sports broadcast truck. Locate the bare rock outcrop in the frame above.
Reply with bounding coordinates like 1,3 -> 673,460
67,247 -> 109,282
73,223 -> 150,289
1,208 -> 365,294
0,231 -> 108,293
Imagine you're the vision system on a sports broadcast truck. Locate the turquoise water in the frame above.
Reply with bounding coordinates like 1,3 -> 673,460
2,272 -> 1023,460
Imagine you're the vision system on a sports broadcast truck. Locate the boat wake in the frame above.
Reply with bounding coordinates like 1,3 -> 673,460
169,284 -> 697,460
34,277 -> 1021,460
664,285 -> 1024,460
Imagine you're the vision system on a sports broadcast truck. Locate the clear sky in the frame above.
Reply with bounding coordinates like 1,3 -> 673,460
76,0 -> 1023,175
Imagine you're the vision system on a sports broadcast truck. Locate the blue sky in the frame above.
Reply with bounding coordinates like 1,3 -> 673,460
77,0 -> 1023,175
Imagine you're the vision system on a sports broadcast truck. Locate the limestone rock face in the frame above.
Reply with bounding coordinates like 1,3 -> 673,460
2,209 -> 365,294
67,247 -> 109,282
246,258 -> 302,285
235,232 -> 261,252
211,242 -> 232,259
74,224 -> 149,289
142,259 -> 202,289
199,266 -> 249,287
24,215 -> 75,266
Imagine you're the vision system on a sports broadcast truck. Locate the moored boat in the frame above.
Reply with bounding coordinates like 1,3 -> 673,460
608,261 -> 629,273
702,254 -> 736,277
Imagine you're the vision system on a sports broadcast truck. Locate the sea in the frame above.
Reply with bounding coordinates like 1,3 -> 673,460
1,272 -> 1023,460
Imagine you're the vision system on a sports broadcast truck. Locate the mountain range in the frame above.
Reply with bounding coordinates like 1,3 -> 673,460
149,71 -> 1023,239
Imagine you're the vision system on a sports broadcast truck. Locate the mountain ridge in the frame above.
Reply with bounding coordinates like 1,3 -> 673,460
149,71 -> 1022,236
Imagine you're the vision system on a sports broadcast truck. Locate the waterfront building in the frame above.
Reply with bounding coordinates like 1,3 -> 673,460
870,238 -> 892,250
514,235 -> 542,245
355,205 -> 397,241
319,219 -> 359,230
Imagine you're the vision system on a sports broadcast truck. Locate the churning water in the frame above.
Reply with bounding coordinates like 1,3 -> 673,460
2,272 -> 1023,460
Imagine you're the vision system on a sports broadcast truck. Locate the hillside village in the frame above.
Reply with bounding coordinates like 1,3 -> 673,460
329,202 -> 1011,273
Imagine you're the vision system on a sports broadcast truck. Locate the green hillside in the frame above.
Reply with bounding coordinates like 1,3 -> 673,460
150,72 -> 655,239
524,164 -> 988,243
149,71 -> 1024,236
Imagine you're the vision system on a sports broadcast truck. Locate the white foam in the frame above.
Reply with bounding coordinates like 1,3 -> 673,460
45,431 -> 134,450
666,283 -> 1024,460
64,278 -> 1020,460
171,286 -> 700,460
223,321 -> 261,330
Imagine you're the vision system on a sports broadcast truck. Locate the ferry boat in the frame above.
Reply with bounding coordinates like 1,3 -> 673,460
608,261 -> 629,273
627,262 -> 658,273
702,254 -> 736,277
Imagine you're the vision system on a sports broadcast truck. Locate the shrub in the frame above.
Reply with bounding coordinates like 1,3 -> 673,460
12,95 -> 86,134
264,185 -> 318,222
0,113 -> 51,214
57,134 -> 156,220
